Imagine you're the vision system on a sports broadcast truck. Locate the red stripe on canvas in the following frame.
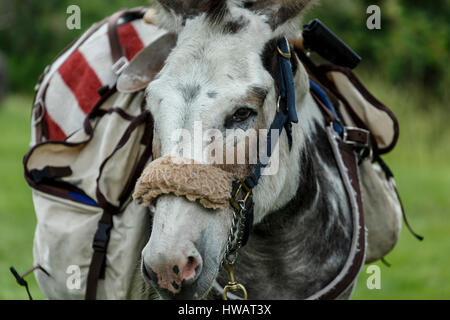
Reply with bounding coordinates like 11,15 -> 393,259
45,112 -> 67,141
58,50 -> 103,114
118,23 -> 144,61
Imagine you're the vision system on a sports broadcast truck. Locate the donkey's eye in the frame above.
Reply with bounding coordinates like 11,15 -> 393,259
232,108 -> 255,122
225,107 -> 257,129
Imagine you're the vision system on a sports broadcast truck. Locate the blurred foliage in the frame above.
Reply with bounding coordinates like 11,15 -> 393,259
304,0 -> 450,103
0,0 -> 143,94
0,0 -> 449,102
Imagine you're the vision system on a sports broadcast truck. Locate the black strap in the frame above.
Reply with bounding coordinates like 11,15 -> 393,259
9,265 -> 50,300
395,184 -> 424,242
29,166 -> 72,184
10,267 -> 32,300
85,212 -> 113,300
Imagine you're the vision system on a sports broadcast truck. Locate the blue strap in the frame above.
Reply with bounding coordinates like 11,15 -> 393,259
277,39 -> 298,125
245,38 -> 297,188
246,110 -> 289,188
69,191 -> 99,206
309,79 -> 343,136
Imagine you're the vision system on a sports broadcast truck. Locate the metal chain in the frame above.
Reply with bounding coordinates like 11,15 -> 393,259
223,200 -> 247,265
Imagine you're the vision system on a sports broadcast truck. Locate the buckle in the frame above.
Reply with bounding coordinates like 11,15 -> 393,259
92,221 -> 113,252
112,56 -> 129,75
342,127 -> 371,149
230,180 -> 253,212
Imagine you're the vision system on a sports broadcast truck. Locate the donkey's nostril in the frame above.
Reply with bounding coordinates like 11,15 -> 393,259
173,265 -> 180,275
182,256 -> 199,281
142,241 -> 203,294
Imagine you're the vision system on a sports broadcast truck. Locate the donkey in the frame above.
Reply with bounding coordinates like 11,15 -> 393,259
137,0 -> 356,300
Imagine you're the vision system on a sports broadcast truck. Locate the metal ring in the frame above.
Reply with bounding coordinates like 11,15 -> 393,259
277,46 -> 291,59
277,37 -> 292,59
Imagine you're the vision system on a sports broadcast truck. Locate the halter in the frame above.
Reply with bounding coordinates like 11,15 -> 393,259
221,37 -> 300,299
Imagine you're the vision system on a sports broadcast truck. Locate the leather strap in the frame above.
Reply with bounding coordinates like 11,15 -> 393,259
319,135 -> 366,299
312,90 -> 337,123
309,88 -> 367,300
344,128 -> 370,148
107,10 -> 128,65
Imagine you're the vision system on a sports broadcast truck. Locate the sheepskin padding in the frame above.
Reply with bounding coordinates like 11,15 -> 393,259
133,156 -> 233,210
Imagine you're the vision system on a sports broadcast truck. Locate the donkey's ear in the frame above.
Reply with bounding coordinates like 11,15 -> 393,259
243,0 -> 314,30
117,32 -> 177,93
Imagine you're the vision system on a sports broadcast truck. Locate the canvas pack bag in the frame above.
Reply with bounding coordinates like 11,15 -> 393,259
300,57 -> 423,263
23,8 -> 176,299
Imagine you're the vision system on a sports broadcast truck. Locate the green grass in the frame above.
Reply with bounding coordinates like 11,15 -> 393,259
0,75 -> 449,299
0,95 -> 45,300
350,74 -> 450,299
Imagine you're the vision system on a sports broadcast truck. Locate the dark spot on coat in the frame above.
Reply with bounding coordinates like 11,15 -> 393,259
172,281 -> 179,290
249,86 -> 268,102
204,0 -> 229,25
223,16 -> 249,34
179,84 -> 201,104
261,38 -> 280,82
260,37 -> 298,88
207,91 -> 218,99
241,0 -> 312,30
159,0 -> 227,23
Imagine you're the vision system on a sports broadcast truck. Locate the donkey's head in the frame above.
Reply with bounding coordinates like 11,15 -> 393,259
137,0 -> 313,299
